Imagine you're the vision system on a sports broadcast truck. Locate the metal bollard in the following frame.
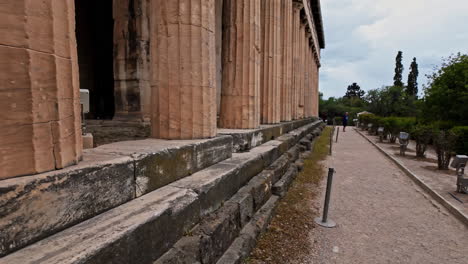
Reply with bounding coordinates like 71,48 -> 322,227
315,168 -> 337,228
335,127 -> 339,143
329,126 -> 334,155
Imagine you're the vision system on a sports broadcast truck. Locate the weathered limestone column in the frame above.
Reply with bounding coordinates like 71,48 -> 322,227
151,0 -> 217,139
291,1 -> 302,120
219,0 -> 261,129
280,0 -> 293,121
114,0 -> 151,121
261,0 -> 282,124
0,0 -> 82,179
304,41 -> 311,118
313,56 -> 320,116
297,22 -> 306,119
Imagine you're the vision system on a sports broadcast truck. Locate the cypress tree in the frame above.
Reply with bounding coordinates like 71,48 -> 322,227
393,51 -> 404,87
407,57 -> 419,97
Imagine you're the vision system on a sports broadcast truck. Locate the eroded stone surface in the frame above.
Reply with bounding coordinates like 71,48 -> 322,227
0,0 -> 82,180
260,0 -> 282,124
134,136 -> 233,196
220,0 -> 261,129
150,0 -> 217,139
1,186 -> 200,264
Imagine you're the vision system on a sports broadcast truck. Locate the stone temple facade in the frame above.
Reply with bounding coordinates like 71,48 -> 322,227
1,1 -> 325,260
0,0 -> 324,179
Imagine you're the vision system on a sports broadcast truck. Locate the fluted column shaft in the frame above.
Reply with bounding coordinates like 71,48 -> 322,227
220,0 -> 261,129
280,0 -> 293,121
297,23 -> 306,118
304,43 -> 311,118
151,0 -> 217,139
306,44 -> 314,117
313,56 -> 319,116
261,0 -> 282,124
291,3 -> 302,120
0,0 -> 82,179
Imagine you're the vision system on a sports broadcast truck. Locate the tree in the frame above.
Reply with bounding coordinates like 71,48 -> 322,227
407,57 -> 419,97
364,85 -> 416,117
344,82 -> 365,98
393,51 -> 404,87
422,53 -> 468,125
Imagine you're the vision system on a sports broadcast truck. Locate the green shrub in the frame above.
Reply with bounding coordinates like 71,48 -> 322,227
381,117 -> 399,143
432,120 -> 456,131
358,114 -> 376,126
411,124 -> 435,157
433,130 -> 459,170
451,126 -> 468,155
380,117 -> 416,143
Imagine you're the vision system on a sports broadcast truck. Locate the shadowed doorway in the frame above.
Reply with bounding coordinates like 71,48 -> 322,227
75,0 -> 115,119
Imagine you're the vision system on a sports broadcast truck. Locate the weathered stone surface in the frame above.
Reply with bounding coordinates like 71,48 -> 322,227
133,136 -> 232,196
0,156 -> 135,257
218,118 -> 316,152
300,138 -> 312,150
216,195 -> 280,264
1,186 -> 200,264
220,0 -> 261,129
273,165 -> 299,197
248,171 -> 273,211
260,0 -> 282,124
0,0 -> 82,180
113,0 -> 151,121
150,0 -> 217,139
287,145 -> 301,161
291,2 -> 302,120
170,152 -> 263,216
229,187 -> 255,227
266,154 -> 291,184
198,203 -> 242,264
154,236 -> 201,264
281,0 -> 293,121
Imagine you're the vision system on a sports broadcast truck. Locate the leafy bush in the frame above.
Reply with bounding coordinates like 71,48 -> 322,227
451,126 -> 468,155
411,124 -> 435,157
433,130 -> 459,170
380,117 -> 416,143
358,114 -> 376,129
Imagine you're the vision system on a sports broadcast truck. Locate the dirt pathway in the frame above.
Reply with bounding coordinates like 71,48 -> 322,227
307,128 -> 468,264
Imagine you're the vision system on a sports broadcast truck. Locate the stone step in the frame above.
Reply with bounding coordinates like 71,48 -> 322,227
0,121 -> 324,263
0,136 -> 233,257
218,118 -> 318,152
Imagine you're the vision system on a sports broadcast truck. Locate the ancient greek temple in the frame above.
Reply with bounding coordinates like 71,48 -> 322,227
1,0 -> 324,180
0,1 -> 325,262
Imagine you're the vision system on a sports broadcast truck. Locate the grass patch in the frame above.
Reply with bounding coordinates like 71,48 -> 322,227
247,127 -> 332,263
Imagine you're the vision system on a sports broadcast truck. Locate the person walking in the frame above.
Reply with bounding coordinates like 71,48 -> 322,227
343,112 -> 349,132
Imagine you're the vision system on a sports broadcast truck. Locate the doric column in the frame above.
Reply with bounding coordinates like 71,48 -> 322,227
219,0 -> 261,129
298,22 -> 306,118
261,0 -> 282,124
291,2 -> 302,120
313,54 -> 320,116
280,0 -> 293,121
114,0 -> 151,121
0,0 -> 82,179
304,40 -> 311,118
150,0 -> 217,139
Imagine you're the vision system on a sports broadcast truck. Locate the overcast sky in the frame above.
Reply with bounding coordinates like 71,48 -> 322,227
319,0 -> 468,99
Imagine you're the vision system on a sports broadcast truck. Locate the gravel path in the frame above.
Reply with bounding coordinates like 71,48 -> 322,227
306,128 -> 468,264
